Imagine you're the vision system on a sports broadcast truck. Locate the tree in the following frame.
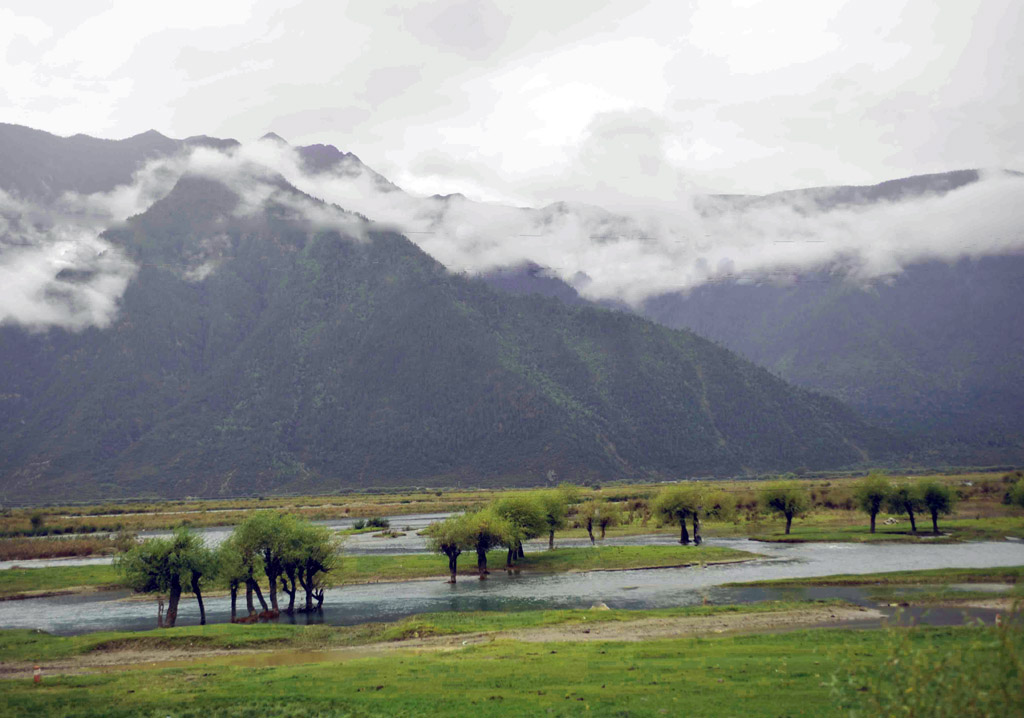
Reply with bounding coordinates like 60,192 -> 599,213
688,486 -> 735,545
759,481 -> 810,535
462,510 -> 513,579
535,490 -> 569,549
597,502 -> 623,539
233,512 -> 296,614
576,501 -> 600,544
425,515 -> 473,583
918,480 -> 955,535
492,494 -> 546,566
854,472 -> 892,533
115,528 -> 214,627
887,483 -> 924,534
652,486 -> 699,545
217,537 -> 248,622
290,523 -> 339,612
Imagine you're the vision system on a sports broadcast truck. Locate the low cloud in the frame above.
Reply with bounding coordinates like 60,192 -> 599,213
4,134 -> 1022,332
0,189 -> 137,331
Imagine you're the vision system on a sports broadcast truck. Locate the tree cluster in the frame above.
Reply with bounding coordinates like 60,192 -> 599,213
116,512 -> 339,627
425,485 -> 580,582
854,473 -> 956,534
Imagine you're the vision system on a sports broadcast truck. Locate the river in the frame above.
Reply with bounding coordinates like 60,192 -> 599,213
2,538 -> 1021,635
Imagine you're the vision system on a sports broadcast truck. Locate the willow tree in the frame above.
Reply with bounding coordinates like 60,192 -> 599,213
116,528 -> 215,627
462,510 -> 513,578
918,480 -> 955,535
759,481 -> 810,535
887,483 -> 924,534
535,490 -> 569,549
426,514 -> 473,583
652,486 -> 699,545
854,472 -> 892,533
688,485 -> 735,545
492,494 -> 546,566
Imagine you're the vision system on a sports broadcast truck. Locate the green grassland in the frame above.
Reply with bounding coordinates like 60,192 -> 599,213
0,545 -> 755,599
1,625 -> 1018,718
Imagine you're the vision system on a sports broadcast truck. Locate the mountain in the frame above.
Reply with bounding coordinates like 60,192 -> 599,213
473,171 -> 1024,464
639,256 -> 1024,462
0,172 -> 889,501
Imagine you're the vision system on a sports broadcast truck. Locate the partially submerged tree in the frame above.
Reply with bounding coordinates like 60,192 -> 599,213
426,514 -> 473,583
652,486 -> 698,545
116,528 -> 215,627
217,536 -> 248,621
918,480 -> 955,535
290,522 -> 339,612
492,494 -> 546,566
759,481 -> 810,535
887,483 -> 925,534
688,486 -> 735,545
462,510 -> 513,578
855,472 -> 892,533
233,512 -> 296,614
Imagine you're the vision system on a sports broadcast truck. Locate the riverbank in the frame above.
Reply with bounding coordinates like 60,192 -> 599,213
0,545 -> 756,600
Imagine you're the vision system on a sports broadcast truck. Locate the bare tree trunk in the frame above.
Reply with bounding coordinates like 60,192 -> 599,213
248,578 -> 268,612
679,519 -> 690,545
692,514 -> 702,545
517,541 -> 525,559
931,511 -> 939,534
785,514 -> 793,534
165,576 -> 182,628
282,572 -> 296,614
870,512 -> 876,533
157,596 -> 165,628
230,585 -> 238,622
245,581 -> 255,615
267,569 -> 279,612
448,552 -> 459,583
908,509 -> 917,534
548,530 -> 554,550
190,573 -> 206,626
600,523 -> 607,539
587,519 -> 595,545
477,547 -> 488,579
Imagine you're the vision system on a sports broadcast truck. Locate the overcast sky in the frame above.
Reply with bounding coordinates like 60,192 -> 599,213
2,0 -> 1022,204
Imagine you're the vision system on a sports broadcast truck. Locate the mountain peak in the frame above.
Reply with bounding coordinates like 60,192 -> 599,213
260,131 -> 288,144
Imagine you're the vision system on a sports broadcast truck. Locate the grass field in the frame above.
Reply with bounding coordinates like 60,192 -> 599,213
1,624 -> 1019,718
0,544 -> 755,599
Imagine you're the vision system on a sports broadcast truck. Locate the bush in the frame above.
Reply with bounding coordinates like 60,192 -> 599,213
833,605 -> 1023,718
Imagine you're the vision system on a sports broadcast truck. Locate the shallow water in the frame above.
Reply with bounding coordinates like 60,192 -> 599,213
1,538 -> 1021,636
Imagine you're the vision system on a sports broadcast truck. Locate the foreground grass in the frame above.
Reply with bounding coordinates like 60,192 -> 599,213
1,624 -> 1017,718
0,600 -> 841,664
0,545 -> 754,599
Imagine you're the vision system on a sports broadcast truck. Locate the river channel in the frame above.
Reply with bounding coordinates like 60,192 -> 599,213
2,538 -> 1021,635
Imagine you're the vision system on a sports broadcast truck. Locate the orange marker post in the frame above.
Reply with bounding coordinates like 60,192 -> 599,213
33,665 -> 41,684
